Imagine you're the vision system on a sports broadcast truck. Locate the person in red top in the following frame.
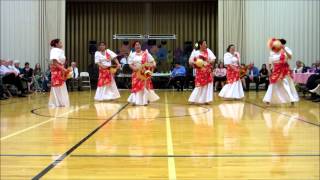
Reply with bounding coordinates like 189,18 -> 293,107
188,40 -> 216,104
219,44 -> 244,99
94,42 -> 121,101
127,41 -> 159,106
263,38 -> 299,105
48,38 -> 70,107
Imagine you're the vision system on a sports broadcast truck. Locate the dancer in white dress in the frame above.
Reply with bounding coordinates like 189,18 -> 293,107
263,38 -> 299,105
219,44 -> 244,99
94,42 -> 121,101
48,39 -> 70,107
188,40 -> 216,104
127,41 -> 160,105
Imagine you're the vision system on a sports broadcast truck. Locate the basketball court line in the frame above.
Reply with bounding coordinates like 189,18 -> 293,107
31,103 -> 129,180
30,104 -> 210,120
244,100 -> 320,127
165,93 -> 177,180
1,154 -> 319,158
0,105 -> 87,141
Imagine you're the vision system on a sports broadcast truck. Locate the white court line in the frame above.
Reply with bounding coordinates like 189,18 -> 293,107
1,106 -> 86,141
165,93 -> 177,180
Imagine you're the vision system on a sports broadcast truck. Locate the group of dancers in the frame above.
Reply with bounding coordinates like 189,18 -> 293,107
48,37 -> 299,108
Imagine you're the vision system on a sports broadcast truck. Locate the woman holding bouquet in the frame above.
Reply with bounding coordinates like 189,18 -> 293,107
94,42 -> 121,101
48,39 -> 70,107
263,38 -> 299,105
127,41 -> 160,106
188,40 -> 216,104
219,44 -> 244,99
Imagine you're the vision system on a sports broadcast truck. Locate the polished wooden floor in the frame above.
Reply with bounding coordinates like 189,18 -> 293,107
1,90 -> 319,179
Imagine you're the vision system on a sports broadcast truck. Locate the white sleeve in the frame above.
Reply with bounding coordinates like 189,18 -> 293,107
128,52 -> 134,65
269,51 -> 279,63
50,48 -> 60,61
189,50 -> 196,64
223,53 -> 233,65
285,47 -> 293,56
207,49 -> 216,61
94,51 -> 100,64
107,49 -> 118,59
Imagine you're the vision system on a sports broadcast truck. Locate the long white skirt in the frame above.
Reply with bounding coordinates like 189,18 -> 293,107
263,76 -> 299,104
94,78 -> 120,101
188,82 -> 213,103
219,80 -> 244,99
127,88 -> 160,106
48,83 -> 70,108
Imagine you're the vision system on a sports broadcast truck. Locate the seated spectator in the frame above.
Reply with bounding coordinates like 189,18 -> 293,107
245,63 -> 260,91
305,72 -> 320,102
308,61 -> 320,73
239,64 -> 248,90
0,59 -> 26,97
13,60 -> 22,74
66,62 -> 80,91
214,62 -> 226,91
293,60 -> 309,73
21,62 -> 34,92
169,62 -> 186,91
294,60 -> 303,73
8,60 -> 15,71
0,72 -> 8,100
33,63 -> 43,91
258,64 -> 269,90
41,64 -> 51,92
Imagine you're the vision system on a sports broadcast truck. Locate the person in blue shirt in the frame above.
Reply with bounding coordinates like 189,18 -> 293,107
169,62 -> 186,91
245,63 -> 260,91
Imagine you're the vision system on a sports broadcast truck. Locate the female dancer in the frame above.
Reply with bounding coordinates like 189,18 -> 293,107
263,38 -> 299,105
127,41 -> 159,105
48,39 -> 70,107
219,44 -> 244,99
188,40 -> 216,104
94,42 -> 121,101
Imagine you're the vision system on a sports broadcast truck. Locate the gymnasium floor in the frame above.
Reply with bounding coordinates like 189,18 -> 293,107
0,90 -> 319,179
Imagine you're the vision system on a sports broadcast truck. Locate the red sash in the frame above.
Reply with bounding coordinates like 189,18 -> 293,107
50,64 -> 65,87
226,65 -> 240,84
97,51 -> 113,87
269,51 -> 292,84
131,51 -> 154,93
194,50 -> 213,87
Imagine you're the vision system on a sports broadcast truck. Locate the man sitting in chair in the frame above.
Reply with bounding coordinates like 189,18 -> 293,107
67,61 -> 80,91
169,62 -> 186,91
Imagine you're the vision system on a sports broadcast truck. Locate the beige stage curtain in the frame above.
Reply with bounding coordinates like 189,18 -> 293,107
66,1 -> 218,71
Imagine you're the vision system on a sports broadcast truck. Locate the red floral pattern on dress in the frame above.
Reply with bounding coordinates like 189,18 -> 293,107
131,51 -> 154,93
269,51 -> 292,84
97,51 -> 113,87
50,64 -> 65,87
97,67 -> 112,87
194,50 -> 213,87
226,65 -> 240,84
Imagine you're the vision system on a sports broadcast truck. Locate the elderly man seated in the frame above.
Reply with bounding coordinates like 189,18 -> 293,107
0,59 -> 26,97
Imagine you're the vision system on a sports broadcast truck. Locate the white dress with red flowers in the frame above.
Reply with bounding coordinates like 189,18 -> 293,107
263,47 -> 299,104
219,52 -> 244,99
48,48 -> 70,108
188,48 -> 216,104
94,49 -> 121,101
127,50 -> 160,105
